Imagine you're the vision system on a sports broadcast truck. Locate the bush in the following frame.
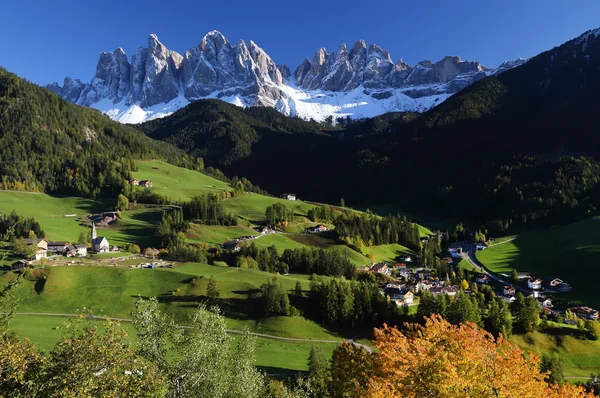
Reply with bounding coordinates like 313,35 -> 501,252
213,261 -> 228,267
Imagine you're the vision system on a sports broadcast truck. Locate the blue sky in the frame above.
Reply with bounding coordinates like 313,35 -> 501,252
2,0 -> 599,85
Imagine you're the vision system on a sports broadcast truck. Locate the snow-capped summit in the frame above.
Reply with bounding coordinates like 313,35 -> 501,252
47,31 -> 527,123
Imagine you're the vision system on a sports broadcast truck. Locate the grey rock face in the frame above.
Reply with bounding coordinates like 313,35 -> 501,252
49,31 -> 284,109
277,64 -> 291,79
46,30 -> 525,120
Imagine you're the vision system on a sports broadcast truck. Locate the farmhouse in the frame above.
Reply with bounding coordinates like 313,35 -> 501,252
527,278 -> 543,290
502,295 -> 516,303
24,238 -> 48,251
74,244 -> 88,257
369,263 -> 392,276
503,286 -> 516,296
135,180 -> 153,188
282,193 -> 296,201
91,223 -> 110,253
430,286 -> 458,297
569,306 -> 600,320
305,224 -> 328,233
23,238 -> 48,260
11,259 -> 29,271
221,240 -> 241,252
254,226 -> 272,235
384,287 -> 414,305
517,271 -> 531,280
48,241 -> 69,253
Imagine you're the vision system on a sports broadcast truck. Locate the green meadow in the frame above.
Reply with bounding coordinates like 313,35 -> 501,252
133,160 -> 232,201
9,314 -> 336,374
476,217 -> 600,307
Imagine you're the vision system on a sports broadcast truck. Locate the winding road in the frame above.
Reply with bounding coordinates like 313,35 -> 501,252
13,312 -> 372,353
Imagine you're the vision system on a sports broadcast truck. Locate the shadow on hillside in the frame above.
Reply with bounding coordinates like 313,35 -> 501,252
256,366 -> 307,378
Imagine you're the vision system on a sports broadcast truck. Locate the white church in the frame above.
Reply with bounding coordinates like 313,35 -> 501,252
91,223 -> 110,253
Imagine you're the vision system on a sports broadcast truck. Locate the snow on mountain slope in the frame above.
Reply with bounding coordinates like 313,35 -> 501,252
47,31 -> 528,124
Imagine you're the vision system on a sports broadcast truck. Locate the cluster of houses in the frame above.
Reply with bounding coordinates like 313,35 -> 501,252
220,226 -> 278,251
11,223 -> 115,270
130,179 -> 153,188
366,262 -> 461,307
568,306 -> 600,320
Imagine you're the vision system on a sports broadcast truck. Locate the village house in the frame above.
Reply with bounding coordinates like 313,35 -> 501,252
398,255 -> 413,263
130,179 -> 140,185
475,274 -> 490,284
47,241 -> 69,253
282,193 -> 296,201
74,244 -> 88,257
502,295 -> 516,303
91,223 -> 110,253
221,240 -> 241,252
11,259 -> 28,271
517,271 -> 531,280
384,287 -> 414,305
369,263 -> 392,276
537,296 -> 553,308
417,280 -> 435,291
569,306 -> 600,320
385,281 -> 405,290
138,180 -> 153,188
394,263 -> 408,275
253,226 -> 272,235
475,242 -> 488,251
527,278 -> 543,290
24,238 -> 48,261
305,224 -> 328,233
430,286 -> 458,297
503,286 -> 516,296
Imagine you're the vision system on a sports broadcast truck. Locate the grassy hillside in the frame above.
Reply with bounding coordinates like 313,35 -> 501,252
224,194 -> 313,223
133,160 -> 232,201
476,217 -> 600,307
0,67 -> 192,197
2,264 -> 341,340
0,191 -> 167,248
9,314 -> 336,373
0,191 -> 106,241
511,330 -> 600,377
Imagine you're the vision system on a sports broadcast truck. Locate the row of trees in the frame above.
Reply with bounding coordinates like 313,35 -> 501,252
309,275 -> 398,328
334,213 -> 424,251
0,210 -> 44,241
237,243 -> 356,278
265,203 -> 294,226
181,194 -> 237,226
417,287 -> 543,338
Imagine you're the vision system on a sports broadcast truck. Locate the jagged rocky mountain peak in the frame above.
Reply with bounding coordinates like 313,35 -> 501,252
47,30 -> 527,123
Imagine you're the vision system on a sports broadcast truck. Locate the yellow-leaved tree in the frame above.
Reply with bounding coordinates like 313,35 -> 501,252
330,315 -> 594,398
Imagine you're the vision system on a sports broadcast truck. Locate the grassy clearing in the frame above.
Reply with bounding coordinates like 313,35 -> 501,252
0,191 -> 169,249
361,244 -> 414,264
9,314 -> 336,373
0,191 -> 107,241
185,225 -> 258,245
476,217 -> 600,307
2,264 -> 340,340
224,194 -> 314,224
133,160 -> 232,201
510,330 -> 600,377
457,258 -> 477,271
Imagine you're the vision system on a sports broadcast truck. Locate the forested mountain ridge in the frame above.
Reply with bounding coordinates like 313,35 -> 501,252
135,28 -> 600,233
139,99 -> 334,165
0,67 -> 194,197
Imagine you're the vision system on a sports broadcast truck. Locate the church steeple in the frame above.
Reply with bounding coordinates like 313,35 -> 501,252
92,222 -> 97,240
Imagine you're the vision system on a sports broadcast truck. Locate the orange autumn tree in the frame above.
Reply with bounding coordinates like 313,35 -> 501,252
330,315 -> 594,398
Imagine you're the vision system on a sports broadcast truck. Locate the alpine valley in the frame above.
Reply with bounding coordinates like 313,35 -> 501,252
46,31 -> 526,123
